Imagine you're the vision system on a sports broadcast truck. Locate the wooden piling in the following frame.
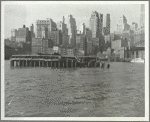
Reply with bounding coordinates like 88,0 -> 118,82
46,61 -> 48,67
42,61 -> 44,67
51,61 -> 52,68
63,61 -> 64,68
58,61 -> 60,68
25,60 -> 27,67
39,61 -> 40,67
75,61 -> 76,68
54,62 -> 56,68
34,61 -> 36,67
71,60 -> 73,68
66,60 -> 68,68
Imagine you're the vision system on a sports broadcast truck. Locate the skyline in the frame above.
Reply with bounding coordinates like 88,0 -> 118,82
3,2 -> 144,38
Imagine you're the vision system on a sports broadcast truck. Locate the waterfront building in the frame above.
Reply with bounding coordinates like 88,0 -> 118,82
66,46 -> 75,56
103,14 -> 110,35
32,38 -> 53,54
53,45 -> 60,54
36,18 -> 57,38
65,15 -> 77,47
111,38 -> 128,59
16,25 -> 31,43
60,45 -> 67,56
49,30 -> 62,45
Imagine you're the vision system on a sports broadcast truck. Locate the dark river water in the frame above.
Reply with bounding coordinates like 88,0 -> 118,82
5,60 -> 145,117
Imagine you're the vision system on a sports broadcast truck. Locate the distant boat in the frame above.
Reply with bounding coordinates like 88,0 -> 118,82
131,58 -> 145,63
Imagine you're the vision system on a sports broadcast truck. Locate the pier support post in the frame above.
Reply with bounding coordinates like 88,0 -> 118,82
58,61 -> 60,68
22,60 -> 24,67
10,60 -> 14,67
75,61 -> 76,68
16,61 -> 18,67
19,60 -> 21,67
30,61 -> 32,67
46,61 -> 48,67
39,61 -> 40,67
63,61 -> 64,68
42,61 -> 44,67
66,60 -> 68,68
54,62 -> 56,68
26,60 -> 28,67
33,61 -> 35,67
71,60 -> 73,68
51,61 -> 52,68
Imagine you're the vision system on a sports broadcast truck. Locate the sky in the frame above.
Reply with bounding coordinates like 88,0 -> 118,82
3,2 -> 142,38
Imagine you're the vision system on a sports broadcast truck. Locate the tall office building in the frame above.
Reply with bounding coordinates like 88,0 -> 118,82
36,18 -> 57,38
79,23 -> 86,35
65,15 -> 77,47
57,16 -> 69,46
103,14 -> 110,35
140,4 -> 145,27
99,13 -> 103,34
30,24 -> 35,37
115,15 -> 130,33
89,11 -> 100,38
57,16 -> 68,35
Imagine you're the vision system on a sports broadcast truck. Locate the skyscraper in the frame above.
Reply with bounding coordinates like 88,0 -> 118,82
99,13 -> 103,34
79,23 -> 86,35
65,15 -> 77,47
89,11 -> 100,38
103,14 -> 110,35
140,4 -> 145,27
115,15 -> 130,34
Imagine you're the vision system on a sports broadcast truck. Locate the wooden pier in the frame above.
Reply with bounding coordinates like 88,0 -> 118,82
10,55 -> 107,68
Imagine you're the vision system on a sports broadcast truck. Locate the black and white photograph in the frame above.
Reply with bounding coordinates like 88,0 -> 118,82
1,1 -> 149,121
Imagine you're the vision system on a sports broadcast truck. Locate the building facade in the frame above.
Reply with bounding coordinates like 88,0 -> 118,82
36,18 -> 57,38
89,11 -> 100,38
11,29 -> 18,41
115,15 -> 130,34
32,38 -> 53,54
103,14 -> 110,35
49,30 -> 62,45
65,15 -> 77,47
16,25 -> 31,43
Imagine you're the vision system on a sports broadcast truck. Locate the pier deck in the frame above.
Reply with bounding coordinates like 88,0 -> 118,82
10,55 -> 107,68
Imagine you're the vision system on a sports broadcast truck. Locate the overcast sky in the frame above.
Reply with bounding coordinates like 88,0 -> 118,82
3,2 -> 142,38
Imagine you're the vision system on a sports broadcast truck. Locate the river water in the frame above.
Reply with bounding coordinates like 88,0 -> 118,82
5,60 -> 145,117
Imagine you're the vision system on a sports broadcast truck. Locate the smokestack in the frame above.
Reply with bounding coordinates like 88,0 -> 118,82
23,25 -> 25,28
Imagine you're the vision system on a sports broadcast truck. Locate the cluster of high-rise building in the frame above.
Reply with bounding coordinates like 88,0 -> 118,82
5,4 -> 145,60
